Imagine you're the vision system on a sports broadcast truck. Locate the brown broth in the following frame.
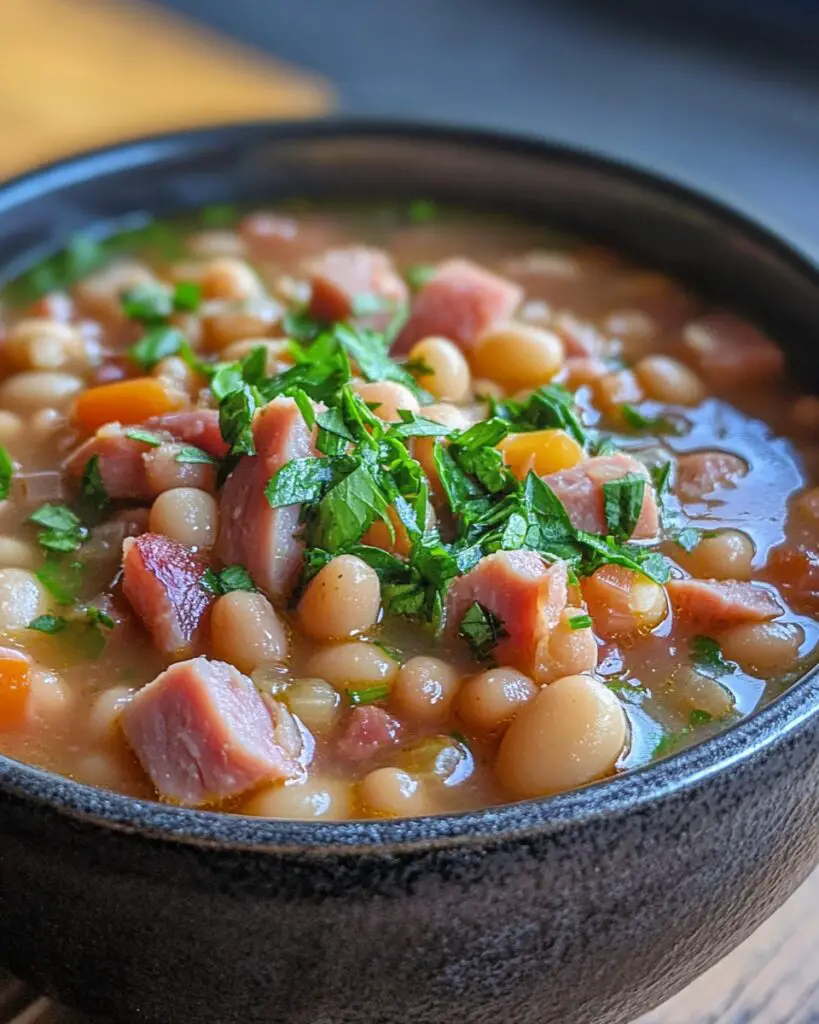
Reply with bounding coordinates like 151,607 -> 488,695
0,201 -> 816,819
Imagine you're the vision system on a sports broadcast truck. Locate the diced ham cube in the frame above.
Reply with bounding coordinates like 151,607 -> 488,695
305,246 -> 408,327
63,410 -> 227,501
145,410 -> 228,459
666,578 -> 783,627
766,545 -> 819,614
675,450 -> 747,503
216,396 -> 316,599
336,706 -> 401,763
552,312 -> 605,357
120,656 -> 303,806
446,550 -> 568,675
122,533 -> 214,656
681,312 -> 784,386
63,424 -> 164,500
544,453 -> 659,539
393,258 -> 522,355
239,213 -> 339,264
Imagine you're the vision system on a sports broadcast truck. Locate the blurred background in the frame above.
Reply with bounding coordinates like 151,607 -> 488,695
1,0 -> 819,252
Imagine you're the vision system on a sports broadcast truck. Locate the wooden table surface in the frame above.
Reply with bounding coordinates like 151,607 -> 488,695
0,1 -> 816,1022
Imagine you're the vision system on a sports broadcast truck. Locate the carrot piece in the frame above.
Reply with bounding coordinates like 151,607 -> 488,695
0,647 -> 31,730
73,378 -> 186,433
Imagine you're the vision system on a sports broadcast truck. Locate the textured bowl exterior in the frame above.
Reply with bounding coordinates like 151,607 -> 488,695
0,121 -> 818,1024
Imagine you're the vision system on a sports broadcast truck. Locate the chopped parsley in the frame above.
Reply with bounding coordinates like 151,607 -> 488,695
129,325 -> 186,370
124,428 -> 163,447
568,613 -> 593,631
458,602 -> 508,663
36,557 -> 84,606
201,565 -> 258,595
620,404 -> 682,435
602,472 -> 646,541
174,446 -> 216,465
690,635 -> 735,677
27,606 -> 114,660
0,446 -> 13,501
80,455 -> 109,511
28,504 -> 88,553
347,684 -> 391,706
121,280 -> 202,323
405,263 -> 435,290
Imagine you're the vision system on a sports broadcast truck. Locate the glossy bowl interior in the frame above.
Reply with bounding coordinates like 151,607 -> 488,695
0,119 -> 819,850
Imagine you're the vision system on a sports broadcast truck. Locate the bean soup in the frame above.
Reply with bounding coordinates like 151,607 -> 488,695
0,202 -> 816,819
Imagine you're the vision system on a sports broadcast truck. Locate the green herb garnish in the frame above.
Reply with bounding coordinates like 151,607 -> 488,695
124,428 -> 164,447
407,200 -> 438,223
690,635 -> 735,677
28,504 -> 88,553
80,455 -> 109,512
129,325 -> 186,371
621,404 -> 681,435
568,613 -> 593,631
347,684 -> 391,706
174,446 -> 216,465
0,446 -> 13,502
201,565 -> 257,595
458,602 -> 508,663
602,472 -> 646,541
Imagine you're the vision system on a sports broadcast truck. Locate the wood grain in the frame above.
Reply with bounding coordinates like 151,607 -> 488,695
0,0 -> 333,178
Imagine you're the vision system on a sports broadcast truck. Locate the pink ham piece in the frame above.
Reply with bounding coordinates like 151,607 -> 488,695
336,706 -> 402,763
681,312 -> 784,386
144,410 -> 228,459
666,578 -> 783,626
393,258 -> 522,355
543,453 -> 659,539
122,533 -> 214,656
216,396 -> 315,600
120,656 -> 303,806
305,246 -> 408,326
63,410 -> 227,501
446,550 -> 568,676
675,450 -> 747,504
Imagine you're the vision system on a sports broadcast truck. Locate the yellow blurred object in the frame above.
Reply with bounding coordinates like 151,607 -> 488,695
499,429 -> 584,479
0,0 -> 333,178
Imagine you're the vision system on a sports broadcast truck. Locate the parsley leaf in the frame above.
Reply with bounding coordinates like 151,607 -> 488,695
124,428 -> 163,447
80,455 -> 109,511
690,635 -> 735,677
265,457 -> 334,508
602,472 -> 646,541
218,384 -> 259,456
201,565 -> 257,595
347,684 -> 391,706
333,323 -> 423,398
0,446 -> 12,501
672,527 -> 702,553
129,326 -> 186,370
458,602 -> 508,663
407,199 -> 438,223
309,463 -> 389,551
621,404 -> 682,435
28,504 -> 88,553
28,614 -> 67,634
406,263 -> 435,290
174,446 -> 216,465
36,557 -> 84,606
492,384 -> 587,445
172,281 -> 202,313
569,613 -> 593,630
121,283 -> 174,323
689,708 -> 714,726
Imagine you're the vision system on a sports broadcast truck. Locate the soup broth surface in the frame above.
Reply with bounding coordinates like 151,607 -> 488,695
0,201 -> 816,819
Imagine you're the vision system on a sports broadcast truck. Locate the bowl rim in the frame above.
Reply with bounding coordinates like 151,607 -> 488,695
1,115 -> 818,854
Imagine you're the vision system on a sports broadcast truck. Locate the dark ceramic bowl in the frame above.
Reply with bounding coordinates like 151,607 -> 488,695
1,120 -> 819,1024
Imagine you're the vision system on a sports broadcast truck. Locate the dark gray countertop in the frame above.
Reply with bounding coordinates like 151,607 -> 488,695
154,0 -> 819,258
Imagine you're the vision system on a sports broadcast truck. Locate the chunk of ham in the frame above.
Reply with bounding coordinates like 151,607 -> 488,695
305,246 -> 408,327
120,657 -> 303,806
681,312 -> 784,386
393,258 -> 522,355
144,410 -> 228,459
446,550 -> 568,676
336,706 -> 402,763
666,578 -> 783,627
675,450 -> 747,504
216,396 -> 315,600
122,533 -> 214,656
543,453 -> 659,539
63,410 -> 226,501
